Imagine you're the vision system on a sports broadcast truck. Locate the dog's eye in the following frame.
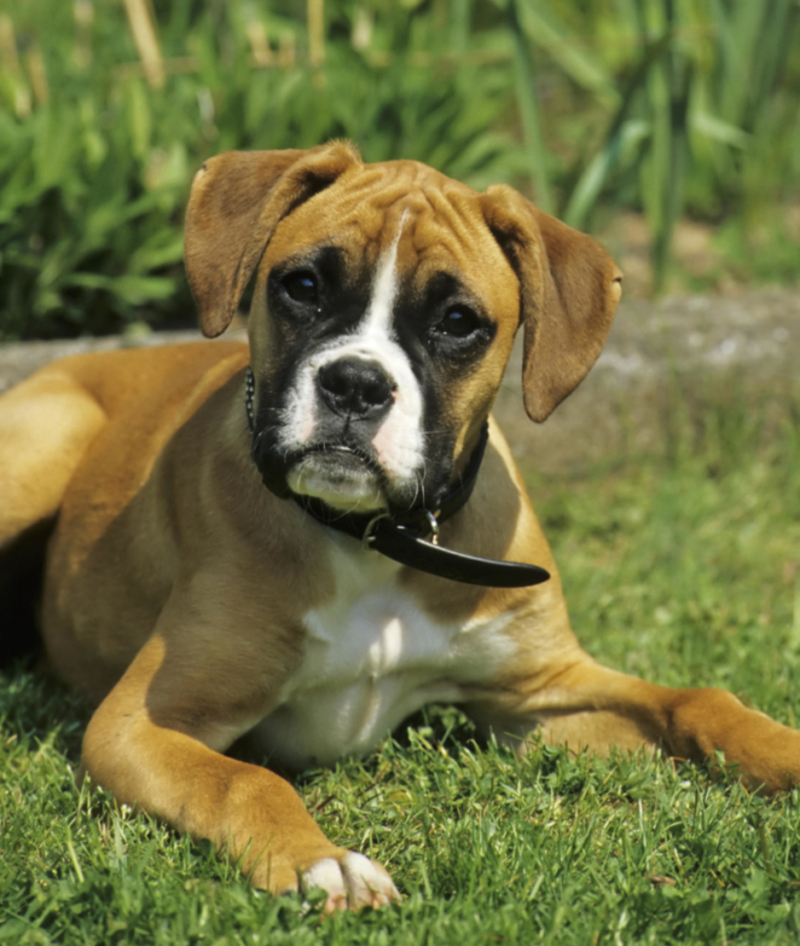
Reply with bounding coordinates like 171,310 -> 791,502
283,271 -> 318,304
436,307 -> 481,338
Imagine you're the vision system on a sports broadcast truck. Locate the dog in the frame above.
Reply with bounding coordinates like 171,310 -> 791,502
2,142 -> 800,912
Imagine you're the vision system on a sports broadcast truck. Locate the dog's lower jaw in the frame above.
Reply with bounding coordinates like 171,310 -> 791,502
285,452 -> 389,513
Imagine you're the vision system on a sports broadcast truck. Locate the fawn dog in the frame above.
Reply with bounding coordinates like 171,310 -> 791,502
2,142 -> 799,911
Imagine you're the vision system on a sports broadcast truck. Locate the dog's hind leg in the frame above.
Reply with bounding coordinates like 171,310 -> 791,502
472,657 -> 800,794
0,365 -> 106,547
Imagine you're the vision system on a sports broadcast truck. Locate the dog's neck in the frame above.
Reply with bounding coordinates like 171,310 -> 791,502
244,368 -> 549,588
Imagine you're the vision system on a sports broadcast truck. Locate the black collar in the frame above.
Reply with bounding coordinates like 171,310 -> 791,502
245,368 -> 549,588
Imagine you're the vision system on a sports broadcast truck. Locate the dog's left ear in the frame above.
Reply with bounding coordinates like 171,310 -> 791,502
481,185 -> 622,422
185,142 -> 362,337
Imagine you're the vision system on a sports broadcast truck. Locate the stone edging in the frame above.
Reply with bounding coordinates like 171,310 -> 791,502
2,289 -> 797,473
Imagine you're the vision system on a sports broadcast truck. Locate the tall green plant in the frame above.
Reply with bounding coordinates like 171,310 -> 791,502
550,0 -> 800,288
0,0 -> 798,339
0,0 -> 520,338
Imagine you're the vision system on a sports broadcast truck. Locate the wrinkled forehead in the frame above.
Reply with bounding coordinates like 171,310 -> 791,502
262,160 -> 517,305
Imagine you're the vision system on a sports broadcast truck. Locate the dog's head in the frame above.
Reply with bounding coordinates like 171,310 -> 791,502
185,142 -> 621,515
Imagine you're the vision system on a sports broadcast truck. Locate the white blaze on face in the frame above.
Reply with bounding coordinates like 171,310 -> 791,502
279,211 -> 425,499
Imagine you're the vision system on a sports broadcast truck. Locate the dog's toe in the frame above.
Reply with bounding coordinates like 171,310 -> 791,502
339,851 -> 401,909
302,857 -> 350,912
299,851 -> 401,912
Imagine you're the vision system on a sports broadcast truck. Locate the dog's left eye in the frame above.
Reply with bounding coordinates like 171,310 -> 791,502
282,271 -> 319,304
436,307 -> 481,338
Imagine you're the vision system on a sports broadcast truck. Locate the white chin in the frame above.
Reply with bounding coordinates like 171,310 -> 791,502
286,455 -> 387,513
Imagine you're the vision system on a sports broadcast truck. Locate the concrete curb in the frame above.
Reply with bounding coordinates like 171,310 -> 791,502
2,288 -> 798,473
494,288 -> 799,472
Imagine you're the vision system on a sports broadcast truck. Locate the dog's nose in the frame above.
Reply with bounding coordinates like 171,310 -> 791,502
317,358 -> 396,419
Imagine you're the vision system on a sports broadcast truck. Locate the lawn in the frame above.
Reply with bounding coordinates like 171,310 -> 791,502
2,401 -> 800,944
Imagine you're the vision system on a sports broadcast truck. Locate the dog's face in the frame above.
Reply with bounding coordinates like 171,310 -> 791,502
247,165 -> 521,514
184,143 -> 622,514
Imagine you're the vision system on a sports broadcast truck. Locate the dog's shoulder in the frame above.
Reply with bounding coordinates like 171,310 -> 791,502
45,340 -> 249,418
47,341 -> 251,565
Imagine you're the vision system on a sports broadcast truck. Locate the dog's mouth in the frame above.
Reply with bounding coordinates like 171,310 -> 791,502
284,444 -> 389,513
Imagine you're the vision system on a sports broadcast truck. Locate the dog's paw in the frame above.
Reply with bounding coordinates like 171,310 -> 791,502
294,851 -> 401,912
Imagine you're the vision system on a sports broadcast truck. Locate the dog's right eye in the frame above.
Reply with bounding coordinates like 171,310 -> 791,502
282,271 -> 318,305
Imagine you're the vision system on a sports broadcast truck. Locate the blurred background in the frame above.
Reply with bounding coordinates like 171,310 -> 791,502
0,0 -> 798,340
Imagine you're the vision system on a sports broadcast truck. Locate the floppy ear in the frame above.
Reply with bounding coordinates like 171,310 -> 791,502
481,185 -> 622,422
185,142 -> 362,337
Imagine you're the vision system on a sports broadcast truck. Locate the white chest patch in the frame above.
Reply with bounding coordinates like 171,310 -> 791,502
250,540 -> 517,770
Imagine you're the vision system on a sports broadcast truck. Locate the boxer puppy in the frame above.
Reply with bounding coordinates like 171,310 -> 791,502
2,142 -> 799,912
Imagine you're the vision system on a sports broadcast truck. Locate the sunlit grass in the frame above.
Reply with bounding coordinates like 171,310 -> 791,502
2,403 -> 799,943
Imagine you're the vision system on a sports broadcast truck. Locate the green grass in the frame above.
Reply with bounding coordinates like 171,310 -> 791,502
2,407 -> 800,944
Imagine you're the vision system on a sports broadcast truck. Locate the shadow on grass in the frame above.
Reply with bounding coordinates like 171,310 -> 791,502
0,662 -> 90,763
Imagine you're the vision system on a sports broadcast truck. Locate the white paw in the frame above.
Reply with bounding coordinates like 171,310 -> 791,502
297,851 -> 401,912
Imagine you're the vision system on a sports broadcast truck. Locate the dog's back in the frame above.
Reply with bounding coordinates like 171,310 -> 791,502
0,341 -> 248,669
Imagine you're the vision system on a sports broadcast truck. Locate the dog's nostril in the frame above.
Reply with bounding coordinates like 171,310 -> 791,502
322,369 -> 350,399
317,359 -> 395,418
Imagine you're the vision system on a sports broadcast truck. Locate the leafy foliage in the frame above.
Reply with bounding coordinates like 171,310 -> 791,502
0,0 -> 798,338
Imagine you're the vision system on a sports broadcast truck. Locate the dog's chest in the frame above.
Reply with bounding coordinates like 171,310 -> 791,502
251,547 -> 516,770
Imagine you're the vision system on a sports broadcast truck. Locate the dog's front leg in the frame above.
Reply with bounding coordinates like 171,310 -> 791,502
469,657 -> 800,793
80,628 -> 399,910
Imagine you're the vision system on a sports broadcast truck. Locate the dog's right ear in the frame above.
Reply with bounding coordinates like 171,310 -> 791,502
185,142 -> 361,337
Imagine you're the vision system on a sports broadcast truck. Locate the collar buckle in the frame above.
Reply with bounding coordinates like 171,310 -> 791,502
425,510 -> 440,546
